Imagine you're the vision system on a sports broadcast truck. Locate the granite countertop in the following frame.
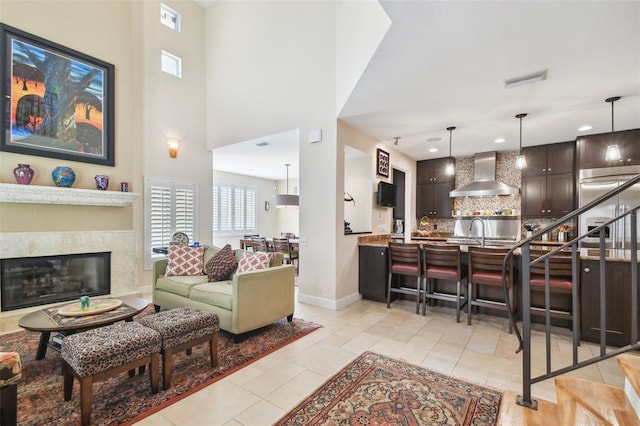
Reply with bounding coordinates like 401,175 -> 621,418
357,234 -> 638,262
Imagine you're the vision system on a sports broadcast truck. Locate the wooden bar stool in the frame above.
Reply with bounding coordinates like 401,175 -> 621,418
467,246 -> 515,333
422,244 -> 466,322
529,250 -> 580,339
386,242 -> 422,314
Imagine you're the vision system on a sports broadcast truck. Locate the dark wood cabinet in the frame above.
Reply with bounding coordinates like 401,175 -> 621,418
393,169 -> 405,220
580,259 -> 640,347
521,142 -> 576,218
577,129 -> 640,170
416,158 -> 453,219
417,158 -> 454,184
359,246 -> 391,302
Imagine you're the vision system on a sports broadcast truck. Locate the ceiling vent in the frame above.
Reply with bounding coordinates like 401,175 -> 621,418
255,141 -> 271,147
505,70 -> 547,89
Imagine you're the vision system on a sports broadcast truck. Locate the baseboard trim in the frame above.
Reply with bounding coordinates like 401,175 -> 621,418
297,292 -> 361,311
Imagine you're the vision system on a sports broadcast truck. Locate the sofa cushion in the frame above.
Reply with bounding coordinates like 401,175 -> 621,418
205,244 -> 238,282
156,275 -> 209,297
190,282 -> 233,310
166,245 -> 205,276
236,251 -> 271,273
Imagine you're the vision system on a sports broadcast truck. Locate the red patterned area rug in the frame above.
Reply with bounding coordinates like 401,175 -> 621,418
0,306 -> 319,426
276,351 -> 502,425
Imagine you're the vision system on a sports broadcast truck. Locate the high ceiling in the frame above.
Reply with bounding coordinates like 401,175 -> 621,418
212,1 -> 640,179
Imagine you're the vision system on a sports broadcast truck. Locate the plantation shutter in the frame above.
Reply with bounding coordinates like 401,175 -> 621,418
145,177 -> 197,269
213,183 -> 257,235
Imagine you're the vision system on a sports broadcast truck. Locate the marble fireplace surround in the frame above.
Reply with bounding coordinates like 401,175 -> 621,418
0,230 -> 137,313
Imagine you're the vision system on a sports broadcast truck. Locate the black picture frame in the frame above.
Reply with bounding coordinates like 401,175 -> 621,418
376,148 -> 390,177
0,24 -> 115,166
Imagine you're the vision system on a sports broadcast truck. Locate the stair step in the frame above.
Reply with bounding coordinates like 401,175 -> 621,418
555,375 -> 640,425
497,390 -> 558,425
618,353 -> 640,420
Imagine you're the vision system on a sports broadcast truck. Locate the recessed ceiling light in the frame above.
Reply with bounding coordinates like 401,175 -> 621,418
578,125 -> 592,132
494,138 -> 506,144
427,137 -> 441,142
429,148 -> 438,153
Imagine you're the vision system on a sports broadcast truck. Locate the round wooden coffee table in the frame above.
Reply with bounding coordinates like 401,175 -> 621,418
18,296 -> 149,360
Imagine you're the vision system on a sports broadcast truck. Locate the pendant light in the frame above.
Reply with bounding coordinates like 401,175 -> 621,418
444,126 -> 456,175
393,137 -> 399,146
604,96 -> 622,162
515,113 -> 528,170
274,164 -> 299,208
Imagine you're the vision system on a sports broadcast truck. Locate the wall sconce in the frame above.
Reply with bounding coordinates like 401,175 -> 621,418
167,138 -> 180,158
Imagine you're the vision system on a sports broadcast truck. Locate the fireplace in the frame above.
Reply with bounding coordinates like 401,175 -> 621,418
1,252 -> 111,311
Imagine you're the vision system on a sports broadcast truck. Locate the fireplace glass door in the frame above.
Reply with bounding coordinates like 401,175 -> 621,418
1,252 -> 111,311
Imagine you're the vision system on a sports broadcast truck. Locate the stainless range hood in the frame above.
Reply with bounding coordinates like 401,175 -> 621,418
450,151 -> 519,198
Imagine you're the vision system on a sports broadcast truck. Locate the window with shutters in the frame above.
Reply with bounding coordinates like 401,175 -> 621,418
213,182 -> 257,236
144,177 -> 197,269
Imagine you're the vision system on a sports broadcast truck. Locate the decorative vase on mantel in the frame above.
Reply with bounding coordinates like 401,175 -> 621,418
51,166 -> 76,188
13,164 -> 34,185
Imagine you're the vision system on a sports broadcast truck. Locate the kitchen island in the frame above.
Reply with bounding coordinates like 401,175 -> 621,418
358,234 -> 640,346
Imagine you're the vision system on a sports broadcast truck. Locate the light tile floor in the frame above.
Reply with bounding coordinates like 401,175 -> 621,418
2,295 -> 626,426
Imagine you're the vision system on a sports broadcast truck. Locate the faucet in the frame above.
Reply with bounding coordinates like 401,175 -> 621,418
469,217 -> 485,247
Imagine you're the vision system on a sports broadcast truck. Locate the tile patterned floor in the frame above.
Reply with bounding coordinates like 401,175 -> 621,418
2,295 -> 626,426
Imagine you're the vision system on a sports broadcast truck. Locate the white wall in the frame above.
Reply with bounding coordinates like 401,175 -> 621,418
204,1 -> 338,307
344,155 -> 372,233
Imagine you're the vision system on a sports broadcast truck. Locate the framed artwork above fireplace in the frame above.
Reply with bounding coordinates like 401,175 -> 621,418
0,24 -> 115,166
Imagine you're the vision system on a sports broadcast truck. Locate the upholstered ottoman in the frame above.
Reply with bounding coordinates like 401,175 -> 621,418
0,352 -> 21,426
138,307 -> 219,390
61,322 -> 161,426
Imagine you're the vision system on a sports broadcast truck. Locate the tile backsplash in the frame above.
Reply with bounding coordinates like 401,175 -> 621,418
420,152 -> 527,236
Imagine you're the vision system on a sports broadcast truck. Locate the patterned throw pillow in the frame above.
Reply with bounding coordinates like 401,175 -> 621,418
165,245 -> 205,276
205,244 -> 238,282
236,251 -> 271,273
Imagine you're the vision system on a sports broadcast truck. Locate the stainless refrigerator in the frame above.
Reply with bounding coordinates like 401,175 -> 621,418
579,167 -> 640,248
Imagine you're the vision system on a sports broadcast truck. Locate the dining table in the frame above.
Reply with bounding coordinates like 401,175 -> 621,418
239,238 -> 299,251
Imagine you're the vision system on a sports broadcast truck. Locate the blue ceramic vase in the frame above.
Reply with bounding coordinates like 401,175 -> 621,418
51,166 -> 76,187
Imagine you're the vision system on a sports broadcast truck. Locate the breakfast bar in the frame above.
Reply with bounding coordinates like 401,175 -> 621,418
358,234 -> 640,346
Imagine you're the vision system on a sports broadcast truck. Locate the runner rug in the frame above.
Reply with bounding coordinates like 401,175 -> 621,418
276,351 -> 502,425
0,305 -> 319,426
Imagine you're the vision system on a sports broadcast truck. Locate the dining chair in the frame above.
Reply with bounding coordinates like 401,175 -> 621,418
529,249 -> 579,339
467,246 -> 515,333
272,237 -> 299,273
251,237 -> 269,253
422,244 -> 466,322
386,242 -> 422,314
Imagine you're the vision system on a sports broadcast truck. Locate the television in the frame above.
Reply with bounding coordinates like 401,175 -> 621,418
377,181 -> 397,207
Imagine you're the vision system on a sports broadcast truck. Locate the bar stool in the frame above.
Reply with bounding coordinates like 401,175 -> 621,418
467,246 -> 515,333
386,242 -> 422,314
529,249 -> 579,339
422,244 -> 466,322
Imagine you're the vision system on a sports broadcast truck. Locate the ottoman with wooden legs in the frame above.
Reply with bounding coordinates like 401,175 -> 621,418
138,307 -> 219,390
61,322 -> 161,426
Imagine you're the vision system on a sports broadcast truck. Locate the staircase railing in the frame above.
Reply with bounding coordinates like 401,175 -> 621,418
502,174 -> 640,410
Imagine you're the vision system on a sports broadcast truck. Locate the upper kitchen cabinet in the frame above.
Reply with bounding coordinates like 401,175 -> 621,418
416,158 -> 454,219
417,158 -> 454,184
521,142 -> 575,176
521,141 -> 576,218
577,129 -> 640,170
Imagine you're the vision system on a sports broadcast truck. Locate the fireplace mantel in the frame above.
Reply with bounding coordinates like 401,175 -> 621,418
0,183 -> 139,207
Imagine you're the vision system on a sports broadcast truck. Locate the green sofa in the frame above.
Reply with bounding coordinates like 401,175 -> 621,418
152,246 -> 295,339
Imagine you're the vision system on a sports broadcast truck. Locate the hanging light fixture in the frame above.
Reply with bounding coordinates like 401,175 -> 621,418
393,137 -> 399,146
515,113 -> 528,170
274,163 -> 299,208
445,126 -> 456,176
604,96 -> 622,162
